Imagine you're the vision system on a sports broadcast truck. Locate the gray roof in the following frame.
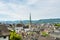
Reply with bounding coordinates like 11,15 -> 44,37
0,24 -> 10,36
49,30 -> 60,38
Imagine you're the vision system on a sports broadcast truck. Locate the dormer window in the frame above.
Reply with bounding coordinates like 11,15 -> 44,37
0,30 -> 1,32
3,36 -> 6,39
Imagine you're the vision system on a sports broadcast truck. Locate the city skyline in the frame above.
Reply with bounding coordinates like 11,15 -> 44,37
0,0 -> 60,21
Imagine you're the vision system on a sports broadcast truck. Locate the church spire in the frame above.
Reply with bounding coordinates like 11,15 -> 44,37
29,13 -> 32,29
30,13 -> 32,25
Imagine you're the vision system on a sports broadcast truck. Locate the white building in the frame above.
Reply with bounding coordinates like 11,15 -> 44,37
15,24 -> 23,33
0,24 -> 10,40
0,36 -> 9,40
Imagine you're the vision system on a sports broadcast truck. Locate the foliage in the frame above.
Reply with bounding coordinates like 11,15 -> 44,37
54,24 -> 60,26
54,23 -> 60,29
41,31 -> 49,37
10,31 -> 22,40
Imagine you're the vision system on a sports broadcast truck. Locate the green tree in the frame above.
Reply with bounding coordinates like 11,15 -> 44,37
41,31 -> 49,37
54,24 -> 60,29
10,31 -> 22,40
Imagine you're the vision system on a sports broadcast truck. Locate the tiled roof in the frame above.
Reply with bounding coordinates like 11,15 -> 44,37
16,24 -> 23,27
0,24 -> 10,36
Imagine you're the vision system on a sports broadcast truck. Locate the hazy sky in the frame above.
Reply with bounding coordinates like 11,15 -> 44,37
0,0 -> 60,21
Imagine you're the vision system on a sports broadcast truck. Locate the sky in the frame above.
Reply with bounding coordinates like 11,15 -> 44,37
0,0 -> 60,21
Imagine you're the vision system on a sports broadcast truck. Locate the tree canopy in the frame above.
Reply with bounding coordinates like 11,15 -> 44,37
10,31 -> 22,40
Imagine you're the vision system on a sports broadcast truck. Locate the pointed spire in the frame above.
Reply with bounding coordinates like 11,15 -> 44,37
30,13 -> 31,25
29,13 -> 32,29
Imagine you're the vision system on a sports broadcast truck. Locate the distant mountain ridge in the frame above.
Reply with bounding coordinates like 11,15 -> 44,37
37,18 -> 60,24
0,18 -> 60,24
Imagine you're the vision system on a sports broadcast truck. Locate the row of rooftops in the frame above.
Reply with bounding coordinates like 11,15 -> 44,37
0,23 -> 60,38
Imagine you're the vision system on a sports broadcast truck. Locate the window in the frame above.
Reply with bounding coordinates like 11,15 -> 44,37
3,36 -> 6,39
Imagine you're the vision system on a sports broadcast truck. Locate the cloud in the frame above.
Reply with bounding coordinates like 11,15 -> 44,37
27,0 -> 38,5
0,1 -> 30,21
0,0 -> 60,21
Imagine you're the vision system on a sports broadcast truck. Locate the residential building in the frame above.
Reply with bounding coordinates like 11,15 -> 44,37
0,24 -> 10,40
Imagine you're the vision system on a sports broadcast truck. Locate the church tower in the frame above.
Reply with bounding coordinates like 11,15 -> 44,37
29,13 -> 32,29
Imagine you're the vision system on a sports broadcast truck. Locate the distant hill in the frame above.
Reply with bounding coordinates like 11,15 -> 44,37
0,20 -> 38,24
37,18 -> 60,24
0,21 -> 21,24
0,18 -> 60,24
